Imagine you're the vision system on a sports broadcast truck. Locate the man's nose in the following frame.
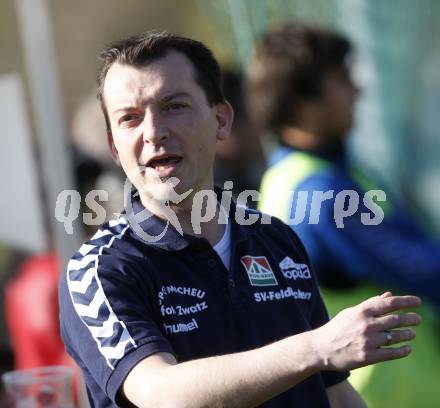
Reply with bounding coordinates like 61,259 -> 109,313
141,111 -> 169,144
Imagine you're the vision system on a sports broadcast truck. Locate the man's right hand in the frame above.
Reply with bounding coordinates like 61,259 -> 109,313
312,291 -> 422,371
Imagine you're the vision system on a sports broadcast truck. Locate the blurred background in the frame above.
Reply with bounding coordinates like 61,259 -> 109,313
1,0 -> 440,406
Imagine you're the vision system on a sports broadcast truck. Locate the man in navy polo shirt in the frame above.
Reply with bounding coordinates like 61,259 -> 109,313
59,31 -> 421,407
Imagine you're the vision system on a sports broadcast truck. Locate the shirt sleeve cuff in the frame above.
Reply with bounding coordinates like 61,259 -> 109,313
106,337 -> 176,403
322,370 -> 350,388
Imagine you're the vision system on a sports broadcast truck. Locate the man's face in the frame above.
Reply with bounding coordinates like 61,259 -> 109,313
103,51 -> 232,204
316,65 -> 359,140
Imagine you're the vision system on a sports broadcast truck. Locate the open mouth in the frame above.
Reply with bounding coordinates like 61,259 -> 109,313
146,154 -> 182,172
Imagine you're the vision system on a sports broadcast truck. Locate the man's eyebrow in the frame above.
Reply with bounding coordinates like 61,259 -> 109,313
113,107 -> 138,114
161,91 -> 192,102
112,92 -> 192,114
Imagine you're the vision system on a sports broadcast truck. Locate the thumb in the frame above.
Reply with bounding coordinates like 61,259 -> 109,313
380,291 -> 393,298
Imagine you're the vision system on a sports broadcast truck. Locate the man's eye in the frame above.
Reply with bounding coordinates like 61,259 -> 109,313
164,103 -> 187,112
121,114 -> 137,122
119,114 -> 140,127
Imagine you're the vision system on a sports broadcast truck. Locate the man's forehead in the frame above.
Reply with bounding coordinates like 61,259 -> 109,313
103,52 -> 199,106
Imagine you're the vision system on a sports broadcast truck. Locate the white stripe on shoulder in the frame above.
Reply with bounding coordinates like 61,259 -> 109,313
89,314 -> 119,338
78,244 -> 96,256
66,219 -> 136,370
68,266 -> 95,293
68,254 -> 99,271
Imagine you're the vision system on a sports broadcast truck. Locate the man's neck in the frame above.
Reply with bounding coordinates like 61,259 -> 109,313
140,189 -> 226,247
281,127 -> 323,151
280,126 -> 345,156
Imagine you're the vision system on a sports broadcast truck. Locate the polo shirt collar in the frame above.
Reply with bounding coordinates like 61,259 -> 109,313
123,187 -> 251,251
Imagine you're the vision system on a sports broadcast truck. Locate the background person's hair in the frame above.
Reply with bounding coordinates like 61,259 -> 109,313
246,22 -> 352,133
97,31 -> 225,132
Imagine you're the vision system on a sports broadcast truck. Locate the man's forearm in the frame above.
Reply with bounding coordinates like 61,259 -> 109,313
124,330 -> 321,408
124,293 -> 421,407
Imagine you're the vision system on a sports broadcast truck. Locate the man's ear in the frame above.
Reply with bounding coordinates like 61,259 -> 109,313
215,101 -> 234,142
107,131 -> 120,166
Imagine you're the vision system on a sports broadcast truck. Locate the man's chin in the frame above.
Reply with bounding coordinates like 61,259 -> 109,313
140,183 -> 189,202
141,185 -> 174,202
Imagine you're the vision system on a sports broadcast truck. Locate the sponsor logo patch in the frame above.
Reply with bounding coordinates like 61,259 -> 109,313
163,318 -> 199,335
279,256 -> 311,280
241,255 -> 278,286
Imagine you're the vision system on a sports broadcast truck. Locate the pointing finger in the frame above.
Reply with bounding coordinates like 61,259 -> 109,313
362,295 -> 422,317
373,312 -> 422,330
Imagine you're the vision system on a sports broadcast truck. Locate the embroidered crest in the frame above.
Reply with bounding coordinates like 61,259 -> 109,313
240,256 -> 278,286
279,256 -> 311,280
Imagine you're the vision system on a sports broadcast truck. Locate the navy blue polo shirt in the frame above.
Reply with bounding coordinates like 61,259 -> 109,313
59,192 -> 348,407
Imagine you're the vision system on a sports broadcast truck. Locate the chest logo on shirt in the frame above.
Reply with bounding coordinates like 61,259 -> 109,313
279,256 -> 311,280
240,256 -> 278,286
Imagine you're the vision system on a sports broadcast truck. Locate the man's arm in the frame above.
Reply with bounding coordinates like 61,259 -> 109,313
124,332 -> 319,408
327,380 -> 367,408
123,293 -> 420,407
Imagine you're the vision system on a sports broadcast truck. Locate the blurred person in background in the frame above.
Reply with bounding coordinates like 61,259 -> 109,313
5,93 -> 118,367
5,211 -> 80,405
248,21 -> 440,406
5,252 -> 71,370
214,70 -> 265,203
4,93 -> 123,407
71,93 -> 125,227
57,30 -> 424,408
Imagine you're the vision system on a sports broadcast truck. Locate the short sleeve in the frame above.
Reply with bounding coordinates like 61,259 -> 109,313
59,251 -> 175,403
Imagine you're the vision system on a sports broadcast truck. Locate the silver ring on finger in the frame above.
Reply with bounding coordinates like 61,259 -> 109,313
384,330 -> 393,346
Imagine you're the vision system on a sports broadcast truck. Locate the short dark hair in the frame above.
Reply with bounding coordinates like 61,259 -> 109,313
246,23 -> 352,133
97,31 -> 225,132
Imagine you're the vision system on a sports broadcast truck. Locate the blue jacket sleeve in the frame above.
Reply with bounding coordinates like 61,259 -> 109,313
289,170 -> 440,310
